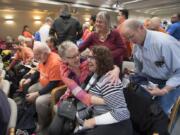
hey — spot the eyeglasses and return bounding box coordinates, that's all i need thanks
[87,55,96,60]
[66,53,80,59]
[126,33,135,40]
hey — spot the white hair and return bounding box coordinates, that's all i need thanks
[45,17,53,23]
[123,19,144,30]
[33,41,51,53]
[18,35,26,42]
[58,41,77,57]
[82,22,90,31]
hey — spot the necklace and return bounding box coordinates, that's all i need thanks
[98,31,110,42]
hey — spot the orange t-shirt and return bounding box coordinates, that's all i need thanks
[38,52,62,87]
[23,31,33,39]
[15,46,34,63]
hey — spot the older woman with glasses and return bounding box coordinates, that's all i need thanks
[48,41,120,135]
[79,11,126,68]
[61,46,133,135]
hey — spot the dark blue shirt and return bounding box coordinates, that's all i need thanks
[167,22,180,40]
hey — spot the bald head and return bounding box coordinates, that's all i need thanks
[148,17,161,30]
[122,19,144,31]
[144,18,151,28]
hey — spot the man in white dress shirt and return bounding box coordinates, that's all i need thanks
[39,17,53,43]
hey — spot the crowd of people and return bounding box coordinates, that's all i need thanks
[0,4,180,135]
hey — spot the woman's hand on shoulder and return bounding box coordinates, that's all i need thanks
[105,65,120,85]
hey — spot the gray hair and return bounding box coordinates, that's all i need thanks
[123,19,144,31]
[45,17,53,23]
[58,41,77,58]
[33,41,51,54]
[18,35,26,43]
[96,11,111,31]
[82,22,90,31]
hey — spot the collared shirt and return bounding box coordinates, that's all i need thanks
[39,24,51,43]
[134,30,180,87]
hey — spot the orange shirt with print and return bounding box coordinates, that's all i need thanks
[15,46,34,63]
[38,52,62,87]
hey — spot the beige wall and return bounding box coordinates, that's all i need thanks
[0,9,118,40]
[0,10,56,39]
[0,8,151,40]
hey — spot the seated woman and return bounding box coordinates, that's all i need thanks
[48,41,120,135]
[61,46,133,135]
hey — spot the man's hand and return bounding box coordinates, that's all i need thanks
[6,66,10,71]
[23,78,31,85]
[146,87,167,96]
[83,118,96,129]
[26,92,39,103]
[20,78,31,88]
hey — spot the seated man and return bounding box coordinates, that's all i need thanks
[22,42,63,132]
[7,42,34,71]
[121,19,180,115]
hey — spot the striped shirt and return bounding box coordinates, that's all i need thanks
[89,74,130,122]
[134,30,180,88]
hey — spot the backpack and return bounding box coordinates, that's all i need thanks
[124,84,169,135]
[16,97,36,134]
[14,83,37,134]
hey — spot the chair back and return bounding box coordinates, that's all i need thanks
[8,98,17,135]
[168,97,180,132]
[0,79,10,96]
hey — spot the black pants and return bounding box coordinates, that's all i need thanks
[48,114,66,135]
[74,119,133,135]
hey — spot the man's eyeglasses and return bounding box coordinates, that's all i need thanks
[66,53,80,59]
[126,34,135,40]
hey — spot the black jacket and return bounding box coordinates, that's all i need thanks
[49,11,82,45]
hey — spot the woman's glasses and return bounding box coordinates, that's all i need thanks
[87,55,95,60]
[66,53,80,59]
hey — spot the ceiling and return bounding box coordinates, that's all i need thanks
[0,0,180,16]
